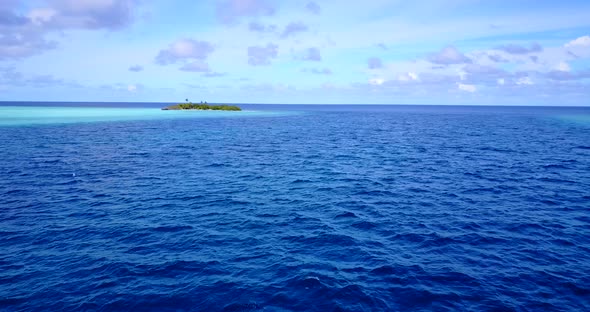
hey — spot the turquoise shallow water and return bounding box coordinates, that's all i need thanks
[1,103,590,311]
[557,114,590,125]
[0,106,289,126]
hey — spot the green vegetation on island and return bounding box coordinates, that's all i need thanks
[162,100,241,111]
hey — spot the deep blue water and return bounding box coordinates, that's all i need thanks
[1,102,590,311]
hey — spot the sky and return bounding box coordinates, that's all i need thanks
[1,0,590,105]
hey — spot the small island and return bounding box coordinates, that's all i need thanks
[162,100,241,111]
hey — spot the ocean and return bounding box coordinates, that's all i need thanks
[1,102,589,311]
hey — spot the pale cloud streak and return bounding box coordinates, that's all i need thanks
[305,2,321,15]
[247,43,278,66]
[155,39,214,65]
[458,83,476,92]
[281,21,308,38]
[429,46,472,65]
[495,43,543,55]
[249,21,276,33]
[303,67,332,75]
[180,61,211,72]
[298,47,321,61]
[216,0,276,24]
[368,57,383,69]
[128,65,143,72]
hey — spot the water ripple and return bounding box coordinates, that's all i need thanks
[1,106,590,311]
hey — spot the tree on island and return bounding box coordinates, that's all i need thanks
[162,100,241,111]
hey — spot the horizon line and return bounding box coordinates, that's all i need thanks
[1,100,590,108]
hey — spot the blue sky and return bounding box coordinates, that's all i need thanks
[1,0,590,105]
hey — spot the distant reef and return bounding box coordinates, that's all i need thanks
[162,102,241,111]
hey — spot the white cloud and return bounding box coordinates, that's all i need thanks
[306,2,321,15]
[369,78,385,85]
[555,61,571,72]
[155,39,214,65]
[565,35,590,48]
[32,0,138,30]
[497,78,505,85]
[128,65,143,72]
[0,0,139,60]
[429,46,472,65]
[216,0,275,24]
[457,69,467,80]
[127,84,137,92]
[298,47,321,62]
[248,43,278,66]
[398,72,419,81]
[516,77,533,85]
[368,57,383,69]
[495,43,542,55]
[180,60,211,72]
[28,8,57,25]
[457,83,476,92]
[281,21,309,38]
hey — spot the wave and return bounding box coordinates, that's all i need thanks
[1,105,589,311]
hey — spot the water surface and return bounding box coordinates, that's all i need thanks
[1,103,589,311]
[0,105,289,126]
